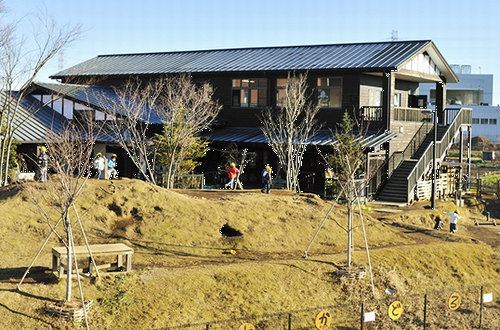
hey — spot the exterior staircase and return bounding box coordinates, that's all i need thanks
[370,108,472,204]
[377,126,447,203]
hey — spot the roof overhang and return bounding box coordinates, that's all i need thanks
[203,127,397,148]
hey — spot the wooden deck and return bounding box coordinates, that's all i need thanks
[52,243,134,278]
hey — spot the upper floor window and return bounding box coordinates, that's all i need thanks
[232,78,267,107]
[317,77,342,108]
[275,78,287,108]
[472,118,479,124]
[489,118,497,125]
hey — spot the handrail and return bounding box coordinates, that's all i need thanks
[366,120,431,198]
[394,107,433,122]
[405,107,472,202]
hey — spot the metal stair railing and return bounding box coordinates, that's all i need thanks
[405,107,472,203]
[366,119,432,199]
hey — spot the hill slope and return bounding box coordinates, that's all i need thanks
[0,178,499,329]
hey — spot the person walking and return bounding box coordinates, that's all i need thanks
[38,146,49,183]
[93,153,105,179]
[108,154,118,179]
[224,162,239,189]
[434,216,443,230]
[444,209,462,233]
[261,165,272,194]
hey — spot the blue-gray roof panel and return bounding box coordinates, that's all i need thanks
[203,127,397,147]
[51,40,433,78]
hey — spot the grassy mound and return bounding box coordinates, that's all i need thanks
[0,178,499,329]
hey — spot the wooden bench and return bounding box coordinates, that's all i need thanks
[52,243,134,278]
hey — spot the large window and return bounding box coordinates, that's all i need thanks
[232,78,267,107]
[317,77,342,108]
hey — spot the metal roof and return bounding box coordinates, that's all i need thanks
[8,93,67,143]
[4,92,119,144]
[51,40,439,78]
[32,82,164,124]
[203,127,397,147]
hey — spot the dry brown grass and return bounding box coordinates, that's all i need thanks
[0,179,499,329]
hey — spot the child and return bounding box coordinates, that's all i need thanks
[261,165,272,194]
[224,163,239,189]
[443,210,462,233]
[434,216,443,230]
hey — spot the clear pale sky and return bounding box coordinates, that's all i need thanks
[6,0,500,104]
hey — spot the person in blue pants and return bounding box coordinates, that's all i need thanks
[261,165,272,194]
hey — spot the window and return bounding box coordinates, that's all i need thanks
[394,93,402,107]
[317,77,342,108]
[232,78,267,107]
[368,90,382,107]
[481,118,488,124]
[472,118,479,124]
[275,78,287,108]
[490,118,497,125]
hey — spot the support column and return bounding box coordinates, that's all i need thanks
[435,80,446,124]
[382,71,395,157]
[467,126,472,181]
[459,127,464,163]
[382,71,393,132]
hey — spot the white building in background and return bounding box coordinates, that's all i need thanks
[420,64,500,143]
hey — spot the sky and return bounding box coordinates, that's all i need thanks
[5,0,500,104]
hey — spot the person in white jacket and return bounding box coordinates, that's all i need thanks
[444,210,462,233]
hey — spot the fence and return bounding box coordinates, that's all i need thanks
[160,281,500,330]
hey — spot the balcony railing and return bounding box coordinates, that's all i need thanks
[394,107,432,122]
[361,106,433,122]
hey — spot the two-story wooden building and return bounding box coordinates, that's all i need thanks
[24,40,470,202]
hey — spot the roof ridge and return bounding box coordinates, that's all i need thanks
[96,40,432,58]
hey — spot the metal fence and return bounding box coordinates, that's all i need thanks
[160,282,500,330]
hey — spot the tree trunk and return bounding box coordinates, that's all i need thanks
[65,213,72,302]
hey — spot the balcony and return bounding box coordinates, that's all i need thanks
[361,106,432,122]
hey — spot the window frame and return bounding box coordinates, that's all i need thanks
[316,77,342,108]
[231,78,268,108]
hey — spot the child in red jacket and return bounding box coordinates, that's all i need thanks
[225,163,239,189]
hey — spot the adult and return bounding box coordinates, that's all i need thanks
[261,165,272,194]
[38,146,49,183]
[444,209,462,233]
[225,162,239,189]
[108,154,118,179]
[93,153,106,179]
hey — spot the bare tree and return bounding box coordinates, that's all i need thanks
[96,74,221,188]
[260,72,321,191]
[325,112,367,267]
[0,6,81,185]
[19,111,102,329]
[94,77,165,184]
[158,74,221,188]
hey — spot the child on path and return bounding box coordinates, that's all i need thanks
[93,153,105,179]
[38,146,48,183]
[434,216,443,230]
[261,165,272,194]
[444,210,462,233]
[225,163,239,189]
[108,154,118,179]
